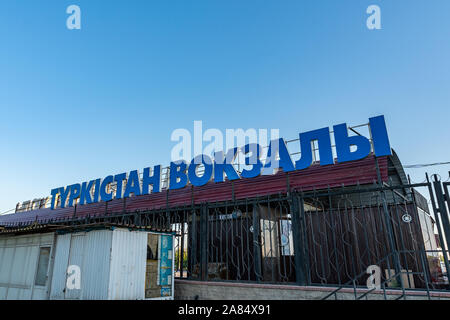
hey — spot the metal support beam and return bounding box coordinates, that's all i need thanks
[252,204,262,282]
[199,205,209,281]
[374,156,403,287]
[189,209,197,279]
[291,194,308,285]
[432,177,450,259]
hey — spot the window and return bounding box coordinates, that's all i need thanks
[35,247,51,286]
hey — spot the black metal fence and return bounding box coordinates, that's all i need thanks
[169,176,450,295]
[3,172,450,298]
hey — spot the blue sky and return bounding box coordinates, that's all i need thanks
[1,1,450,212]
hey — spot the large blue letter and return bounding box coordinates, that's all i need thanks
[59,186,70,209]
[263,138,295,175]
[114,173,127,199]
[188,155,213,187]
[100,175,114,202]
[68,184,81,207]
[169,161,188,190]
[295,127,334,170]
[241,143,263,179]
[334,123,371,163]
[142,165,161,194]
[369,115,392,157]
[93,179,101,203]
[123,170,142,198]
[80,180,95,205]
[50,188,60,210]
[214,148,240,183]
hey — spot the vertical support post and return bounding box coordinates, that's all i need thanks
[189,209,197,279]
[444,183,450,217]
[180,220,185,278]
[252,203,262,282]
[200,204,209,281]
[374,156,403,286]
[432,176,450,261]
[409,185,433,288]
[427,174,450,281]
[290,193,308,285]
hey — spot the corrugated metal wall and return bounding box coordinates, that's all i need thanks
[0,229,167,300]
[50,229,148,300]
[0,233,54,300]
[82,230,113,299]
[49,233,71,299]
[50,230,113,300]
[0,156,389,226]
[108,229,147,300]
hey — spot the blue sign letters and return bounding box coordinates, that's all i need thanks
[50,115,391,210]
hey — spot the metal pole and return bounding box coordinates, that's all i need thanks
[252,203,262,282]
[200,204,209,281]
[290,193,307,285]
[427,173,450,282]
[189,209,197,279]
[374,156,403,288]
[432,176,450,267]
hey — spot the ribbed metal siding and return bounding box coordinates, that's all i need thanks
[65,234,85,299]
[0,233,54,300]
[49,233,71,299]
[81,230,112,299]
[108,229,147,300]
[50,230,113,300]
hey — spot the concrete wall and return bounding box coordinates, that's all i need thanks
[175,279,450,300]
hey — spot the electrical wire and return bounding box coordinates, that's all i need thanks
[403,162,450,169]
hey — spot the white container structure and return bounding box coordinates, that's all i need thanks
[0,228,174,300]
[0,233,55,300]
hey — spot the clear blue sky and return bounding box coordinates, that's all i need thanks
[1,0,450,212]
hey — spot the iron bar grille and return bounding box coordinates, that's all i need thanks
[3,178,450,297]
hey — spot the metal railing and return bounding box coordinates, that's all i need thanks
[3,173,450,300]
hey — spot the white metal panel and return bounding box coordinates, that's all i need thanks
[26,246,39,289]
[108,229,147,300]
[50,230,113,300]
[65,234,85,299]
[31,287,48,300]
[0,247,14,284]
[10,246,30,286]
[6,288,20,300]
[0,233,54,300]
[80,230,112,300]
[49,233,71,300]
[0,287,6,299]
[40,233,54,245]
[17,288,31,300]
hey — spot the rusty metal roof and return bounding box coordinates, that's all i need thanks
[0,155,388,228]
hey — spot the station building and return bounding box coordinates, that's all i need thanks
[0,121,446,300]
